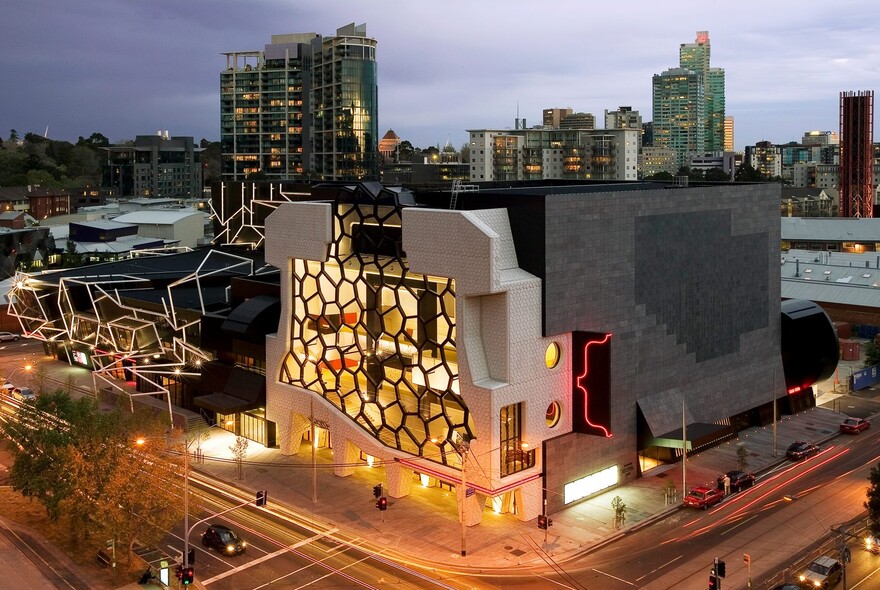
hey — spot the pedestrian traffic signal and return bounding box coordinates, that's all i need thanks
[373,484,382,499]
[716,560,726,577]
[537,515,553,530]
[182,566,194,585]
[376,496,387,511]
[708,574,718,590]
[256,489,268,507]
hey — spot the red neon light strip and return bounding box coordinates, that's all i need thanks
[575,333,613,437]
[397,458,541,496]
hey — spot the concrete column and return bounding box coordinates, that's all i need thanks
[514,477,543,522]
[384,461,413,498]
[279,412,311,456]
[334,439,360,477]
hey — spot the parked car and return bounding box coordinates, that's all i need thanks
[1,383,14,395]
[0,332,20,342]
[798,555,842,588]
[11,387,35,402]
[786,441,819,461]
[840,417,871,434]
[716,470,756,493]
[682,485,725,509]
[202,524,246,555]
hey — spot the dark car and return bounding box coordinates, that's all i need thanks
[682,485,725,509]
[840,417,871,434]
[786,441,819,461]
[202,524,247,555]
[716,470,756,493]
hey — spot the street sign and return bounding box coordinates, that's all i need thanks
[743,553,750,566]
[465,487,475,498]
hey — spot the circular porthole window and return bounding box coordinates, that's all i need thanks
[545,401,561,428]
[545,342,561,369]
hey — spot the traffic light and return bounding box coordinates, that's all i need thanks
[175,565,184,580]
[376,496,388,511]
[256,489,268,507]
[708,574,718,590]
[716,560,726,578]
[182,566,194,585]
[373,484,383,499]
[537,515,553,530]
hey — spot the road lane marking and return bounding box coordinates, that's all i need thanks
[200,528,339,585]
[592,568,637,586]
[635,555,683,582]
[720,513,759,535]
[531,573,578,589]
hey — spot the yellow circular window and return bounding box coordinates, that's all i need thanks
[545,401,561,428]
[545,342,560,369]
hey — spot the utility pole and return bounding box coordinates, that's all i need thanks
[311,397,317,503]
[772,369,778,457]
[831,524,855,590]
[682,399,687,496]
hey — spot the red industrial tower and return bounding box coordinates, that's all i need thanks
[839,90,874,218]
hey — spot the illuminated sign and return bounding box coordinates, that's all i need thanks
[564,465,618,504]
[72,350,89,366]
[572,332,613,437]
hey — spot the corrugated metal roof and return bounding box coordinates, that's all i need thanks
[781,217,880,242]
[782,248,880,308]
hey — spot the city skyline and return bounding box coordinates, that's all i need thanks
[2,0,879,152]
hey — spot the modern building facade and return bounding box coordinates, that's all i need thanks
[654,31,726,166]
[468,127,638,182]
[679,31,726,153]
[104,134,203,200]
[723,116,734,152]
[543,108,573,128]
[652,68,705,167]
[839,90,874,218]
[221,24,378,183]
[262,179,788,524]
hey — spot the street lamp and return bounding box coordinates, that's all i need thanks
[136,431,194,571]
[432,434,474,557]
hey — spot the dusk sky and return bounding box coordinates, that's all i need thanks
[3,0,880,151]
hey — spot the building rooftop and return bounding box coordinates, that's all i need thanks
[781,216,880,242]
[781,248,880,308]
[113,210,201,225]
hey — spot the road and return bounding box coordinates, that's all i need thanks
[165,474,470,590]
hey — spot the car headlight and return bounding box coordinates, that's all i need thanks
[799,575,806,582]
[227,544,235,553]
[241,541,247,547]
[867,538,874,550]
[813,582,821,588]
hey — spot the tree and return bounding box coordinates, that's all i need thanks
[0,390,183,563]
[459,142,470,163]
[864,341,880,367]
[704,167,731,182]
[645,171,674,181]
[866,461,880,537]
[735,161,765,182]
[9,129,18,142]
[230,435,249,481]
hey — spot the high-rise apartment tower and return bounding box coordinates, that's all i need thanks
[221,23,378,182]
[653,31,725,166]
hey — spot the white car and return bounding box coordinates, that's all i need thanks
[0,332,20,342]
[11,387,35,402]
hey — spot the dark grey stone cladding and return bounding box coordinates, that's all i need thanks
[540,183,781,513]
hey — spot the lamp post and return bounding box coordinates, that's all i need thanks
[432,435,473,558]
[137,432,193,570]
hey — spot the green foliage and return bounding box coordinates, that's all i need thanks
[0,132,103,188]
[864,341,880,367]
[867,461,880,536]
[645,171,675,181]
[0,391,183,562]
